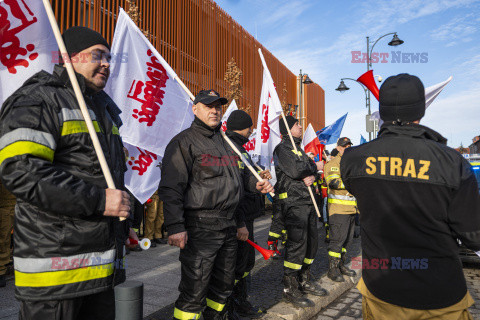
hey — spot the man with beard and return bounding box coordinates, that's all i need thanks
[159,91,273,320]
[274,116,328,308]
[0,27,130,319]
[225,110,271,318]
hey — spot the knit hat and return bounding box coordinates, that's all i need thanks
[62,27,111,57]
[279,115,298,135]
[330,148,339,157]
[379,73,425,122]
[227,110,253,131]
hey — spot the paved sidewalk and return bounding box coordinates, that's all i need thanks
[315,266,480,320]
[2,214,352,320]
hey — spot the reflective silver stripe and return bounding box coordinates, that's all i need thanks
[14,249,116,273]
[58,108,97,123]
[328,194,356,201]
[0,128,56,151]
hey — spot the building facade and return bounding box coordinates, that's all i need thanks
[49,0,325,130]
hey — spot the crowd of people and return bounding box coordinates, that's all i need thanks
[0,26,479,320]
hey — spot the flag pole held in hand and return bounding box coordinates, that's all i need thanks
[41,0,124,221]
[280,112,322,218]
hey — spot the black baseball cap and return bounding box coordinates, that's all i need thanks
[337,137,352,147]
[193,89,228,105]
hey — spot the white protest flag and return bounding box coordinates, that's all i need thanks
[425,76,452,109]
[253,49,282,169]
[221,99,238,132]
[123,142,162,204]
[105,8,194,157]
[243,129,257,157]
[0,0,56,104]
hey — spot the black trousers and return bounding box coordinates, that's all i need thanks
[19,288,115,320]
[268,200,285,241]
[235,220,255,281]
[327,214,355,255]
[174,227,237,318]
[283,203,318,276]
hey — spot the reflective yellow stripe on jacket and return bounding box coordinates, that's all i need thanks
[14,249,115,287]
[0,128,56,165]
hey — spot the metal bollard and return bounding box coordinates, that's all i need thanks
[115,280,144,320]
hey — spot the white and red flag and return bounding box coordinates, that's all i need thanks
[221,99,238,132]
[253,49,282,169]
[105,8,194,157]
[123,142,162,204]
[0,0,56,104]
[105,8,194,202]
[243,129,256,156]
[302,123,324,162]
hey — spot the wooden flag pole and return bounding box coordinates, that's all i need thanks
[280,113,322,218]
[41,0,125,221]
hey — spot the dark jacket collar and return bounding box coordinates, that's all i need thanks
[378,123,447,145]
[225,130,249,146]
[53,64,97,96]
[192,116,222,137]
[282,135,302,147]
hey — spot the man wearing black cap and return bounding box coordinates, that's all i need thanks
[341,74,480,318]
[159,92,273,320]
[0,27,130,319]
[225,110,271,318]
[324,137,358,283]
[274,116,328,308]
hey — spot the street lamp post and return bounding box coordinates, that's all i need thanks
[298,69,313,133]
[337,33,404,141]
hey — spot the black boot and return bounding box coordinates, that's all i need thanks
[298,269,328,296]
[283,275,314,308]
[226,298,241,320]
[339,253,356,277]
[232,278,265,318]
[327,256,345,282]
[267,240,281,259]
[203,307,228,320]
[0,274,6,288]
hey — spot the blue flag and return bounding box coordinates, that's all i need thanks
[316,113,348,145]
[360,135,367,145]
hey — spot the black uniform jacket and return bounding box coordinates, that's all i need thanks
[273,136,317,205]
[0,65,128,301]
[341,123,480,310]
[226,130,264,224]
[159,117,257,235]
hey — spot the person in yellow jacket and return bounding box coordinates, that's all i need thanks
[324,137,358,282]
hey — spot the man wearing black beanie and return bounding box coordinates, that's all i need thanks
[0,27,129,319]
[273,116,328,307]
[225,110,271,318]
[341,74,480,318]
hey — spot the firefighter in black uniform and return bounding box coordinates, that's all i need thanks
[274,116,328,308]
[225,110,270,318]
[159,91,273,320]
[341,74,480,319]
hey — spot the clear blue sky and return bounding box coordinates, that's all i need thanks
[215,0,480,149]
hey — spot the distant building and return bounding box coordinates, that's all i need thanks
[469,136,480,154]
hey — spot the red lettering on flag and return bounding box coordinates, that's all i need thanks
[0,0,39,74]
[221,121,227,132]
[260,102,270,143]
[243,138,256,152]
[126,49,169,126]
[127,147,158,176]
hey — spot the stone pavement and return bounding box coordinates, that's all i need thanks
[315,266,480,320]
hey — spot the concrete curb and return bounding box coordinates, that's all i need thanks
[262,255,362,320]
